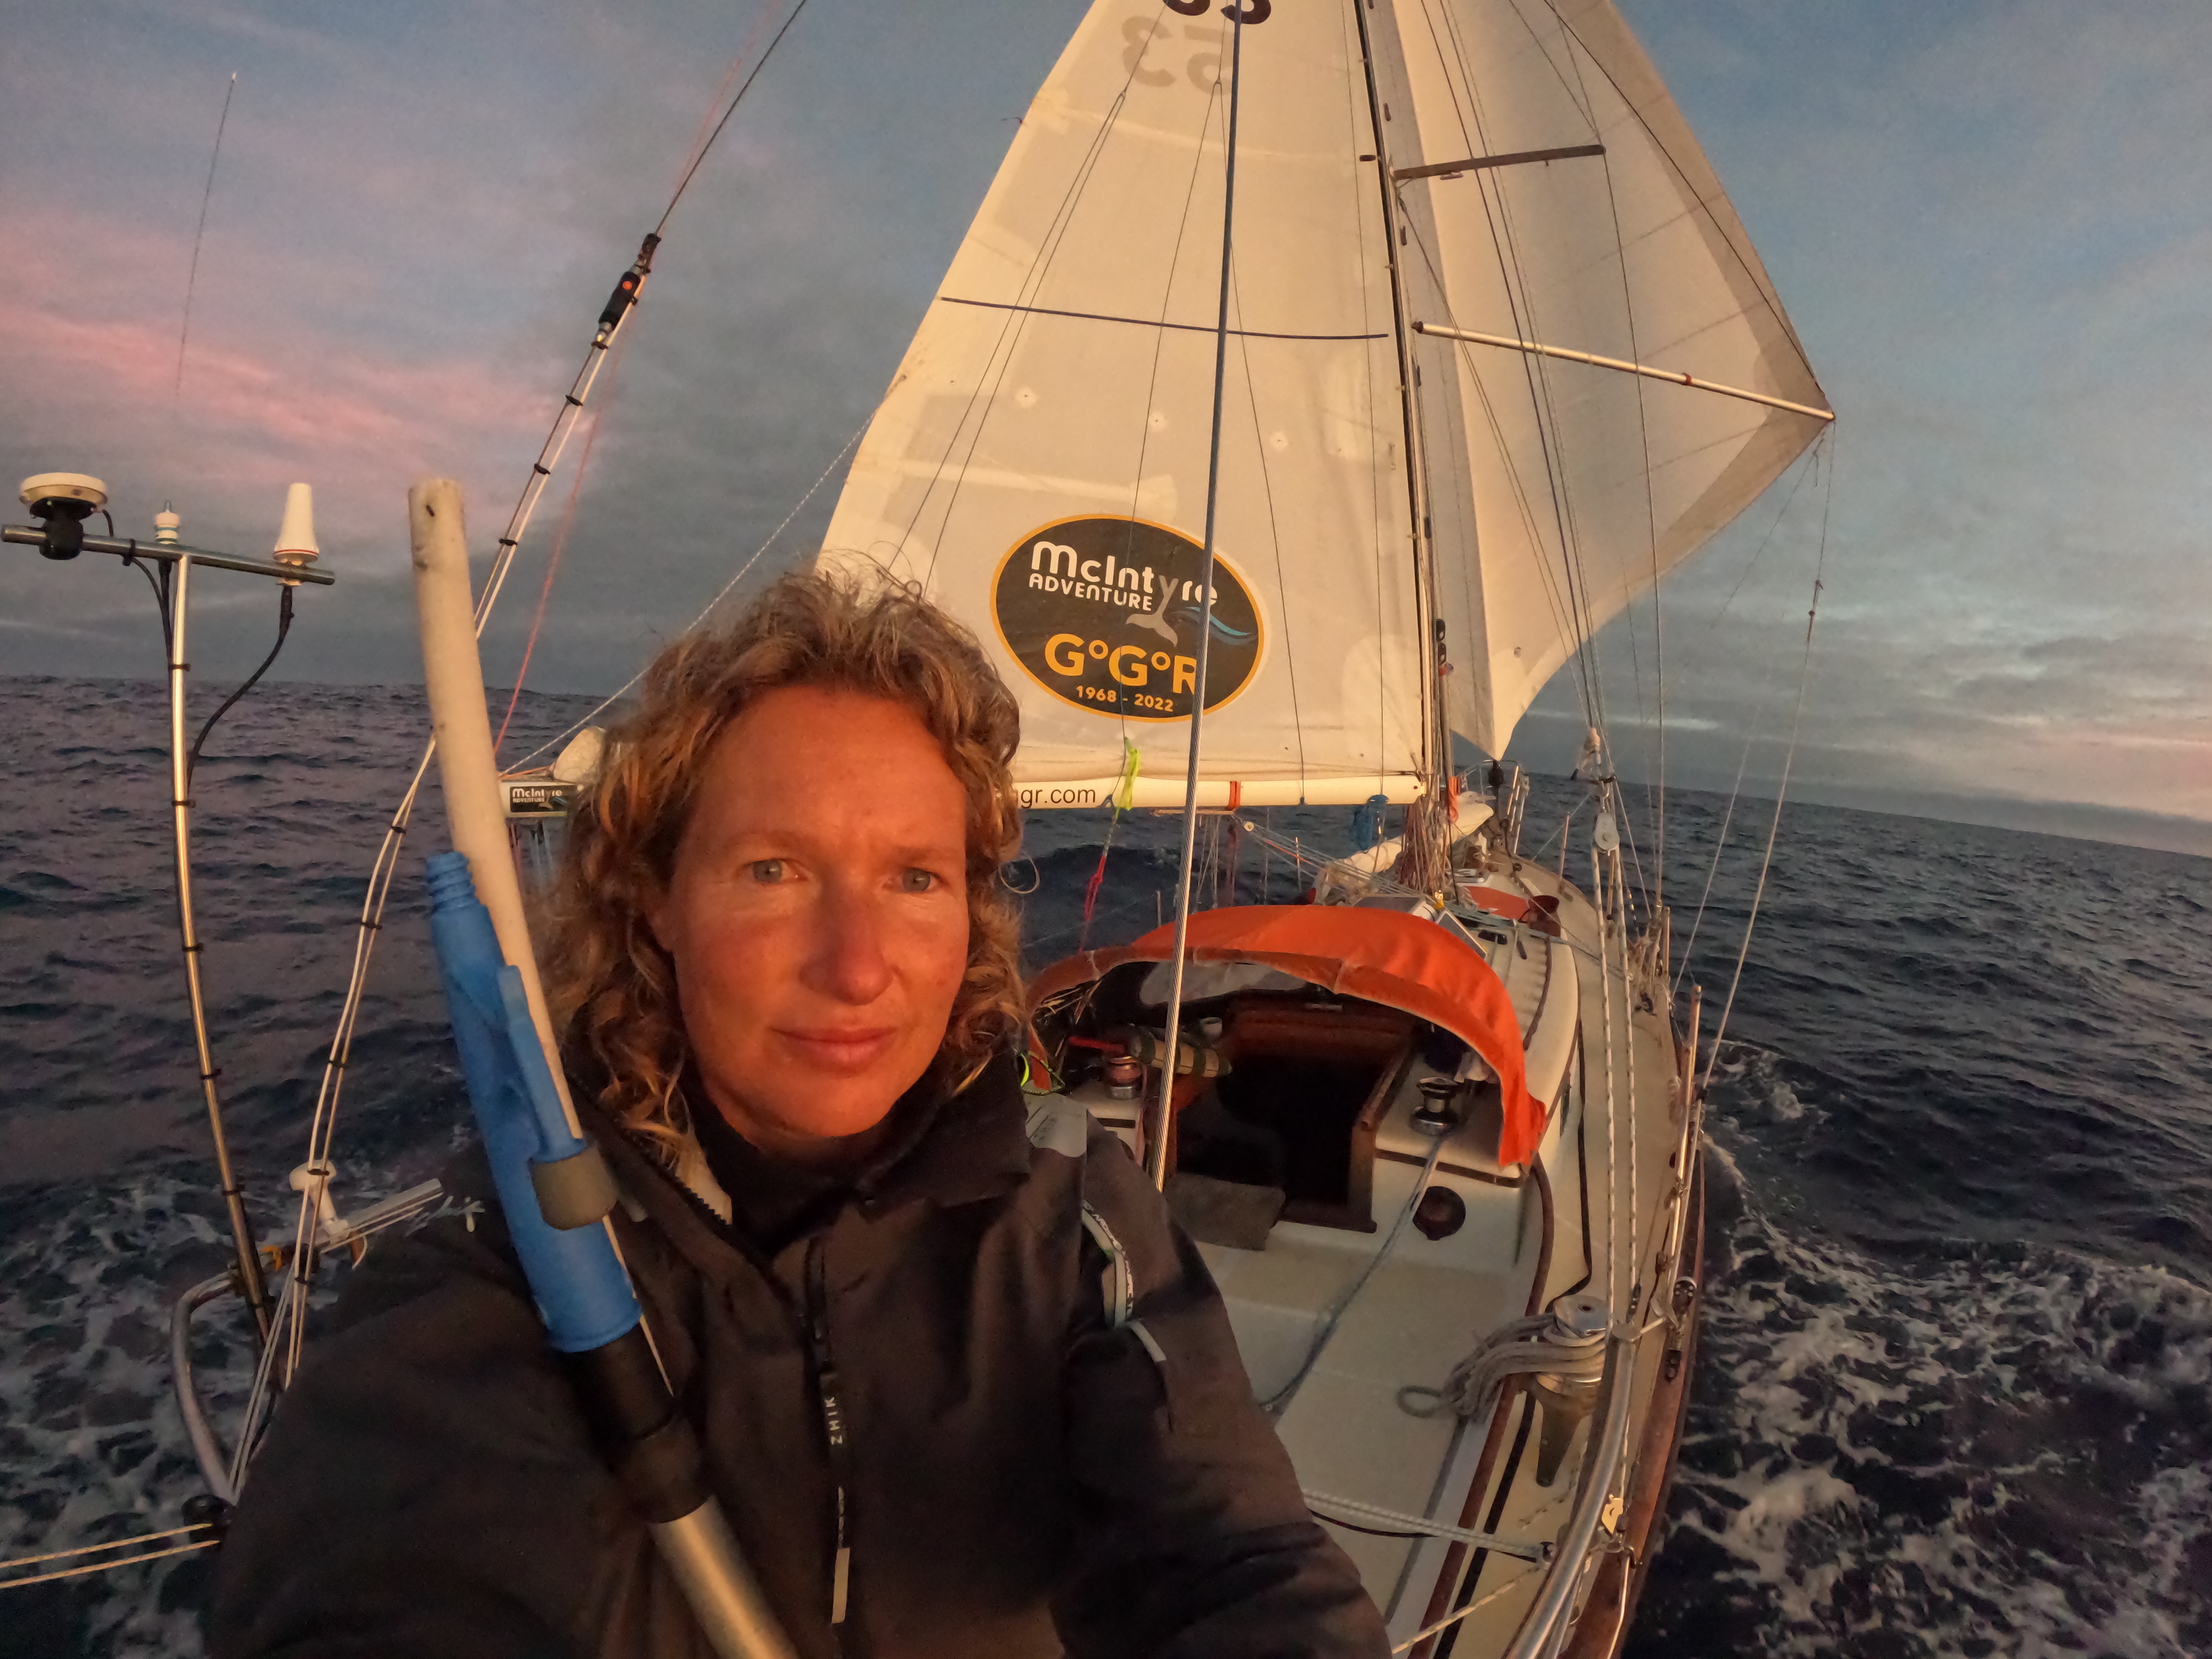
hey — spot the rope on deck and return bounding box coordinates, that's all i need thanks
[1388,1563,1545,1654]
[1303,1491,1551,1562]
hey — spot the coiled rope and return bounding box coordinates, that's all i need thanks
[1395,1312,1606,1427]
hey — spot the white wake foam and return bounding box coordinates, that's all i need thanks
[1669,1135,2212,1657]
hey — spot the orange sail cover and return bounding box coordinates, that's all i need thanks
[1029,905,1546,1170]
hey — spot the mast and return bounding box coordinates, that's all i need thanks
[1147,0,1250,1191]
[1349,0,1449,873]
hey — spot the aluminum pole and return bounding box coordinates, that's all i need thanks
[168,550,272,1341]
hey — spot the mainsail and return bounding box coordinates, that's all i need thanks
[820,0,1424,807]
[819,0,1828,796]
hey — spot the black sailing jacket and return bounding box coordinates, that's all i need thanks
[205,1055,1389,1659]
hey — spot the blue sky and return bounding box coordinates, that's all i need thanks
[2,0,2206,846]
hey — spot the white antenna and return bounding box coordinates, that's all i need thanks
[273,481,318,584]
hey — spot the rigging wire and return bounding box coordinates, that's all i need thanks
[261,0,824,1374]
[493,344,625,757]
[1672,429,1831,998]
[1669,701,1761,1002]
[1471,141,1611,751]
[1393,0,1618,843]
[1113,74,1230,779]
[671,2,780,195]
[274,306,632,1387]
[1338,0,1391,807]
[1149,0,1250,1191]
[1572,58,1669,920]
[1616,848,1641,1313]
[1399,226,1582,695]
[1535,0,1821,381]
[655,0,814,237]
[1700,444,1835,1098]
[1349,0,1456,837]
[506,403,880,771]
[1603,769,1653,925]
[893,31,1156,578]
[1413,1,1833,932]
[1683,437,1824,663]
[1229,264,1309,783]
[173,73,236,406]
[1594,845,1623,1318]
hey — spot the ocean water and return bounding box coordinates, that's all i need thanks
[1,675,2206,1658]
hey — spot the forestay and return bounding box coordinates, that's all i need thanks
[1372,0,1831,757]
[819,0,1430,808]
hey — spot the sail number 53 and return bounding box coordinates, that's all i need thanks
[1123,1,1269,91]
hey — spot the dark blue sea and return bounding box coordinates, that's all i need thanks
[3,675,2207,1657]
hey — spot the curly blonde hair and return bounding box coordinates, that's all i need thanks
[544,568,1025,1156]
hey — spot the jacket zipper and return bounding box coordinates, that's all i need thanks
[617,1131,858,1635]
[804,1236,855,1627]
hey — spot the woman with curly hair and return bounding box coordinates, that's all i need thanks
[209,571,1385,1659]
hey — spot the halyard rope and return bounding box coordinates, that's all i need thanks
[1263,1136,1445,1415]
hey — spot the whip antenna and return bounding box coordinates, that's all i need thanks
[655,0,814,236]
[174,73,236,404]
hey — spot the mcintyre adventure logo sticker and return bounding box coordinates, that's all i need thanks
[990,516,1263,721]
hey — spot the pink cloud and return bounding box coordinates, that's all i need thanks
[3,207,556,568]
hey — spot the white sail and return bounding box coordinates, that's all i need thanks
[820,0,1431,805]
[1371,0,1831,758]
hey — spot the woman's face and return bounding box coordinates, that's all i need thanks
[650,684,973,1162]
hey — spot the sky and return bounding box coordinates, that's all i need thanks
[2,0,2207,853]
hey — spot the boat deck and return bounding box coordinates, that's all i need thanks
[1038,843,1693,1655]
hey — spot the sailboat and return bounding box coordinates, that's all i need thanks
[812,0,1829,1653]
[3,1,1827,1651]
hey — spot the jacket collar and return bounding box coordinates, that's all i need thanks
[851,1052,1033,1215]
[585,1052,1034,1261]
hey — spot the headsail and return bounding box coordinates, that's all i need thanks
[820,0,1430,807]
[1371,0,1831,758]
